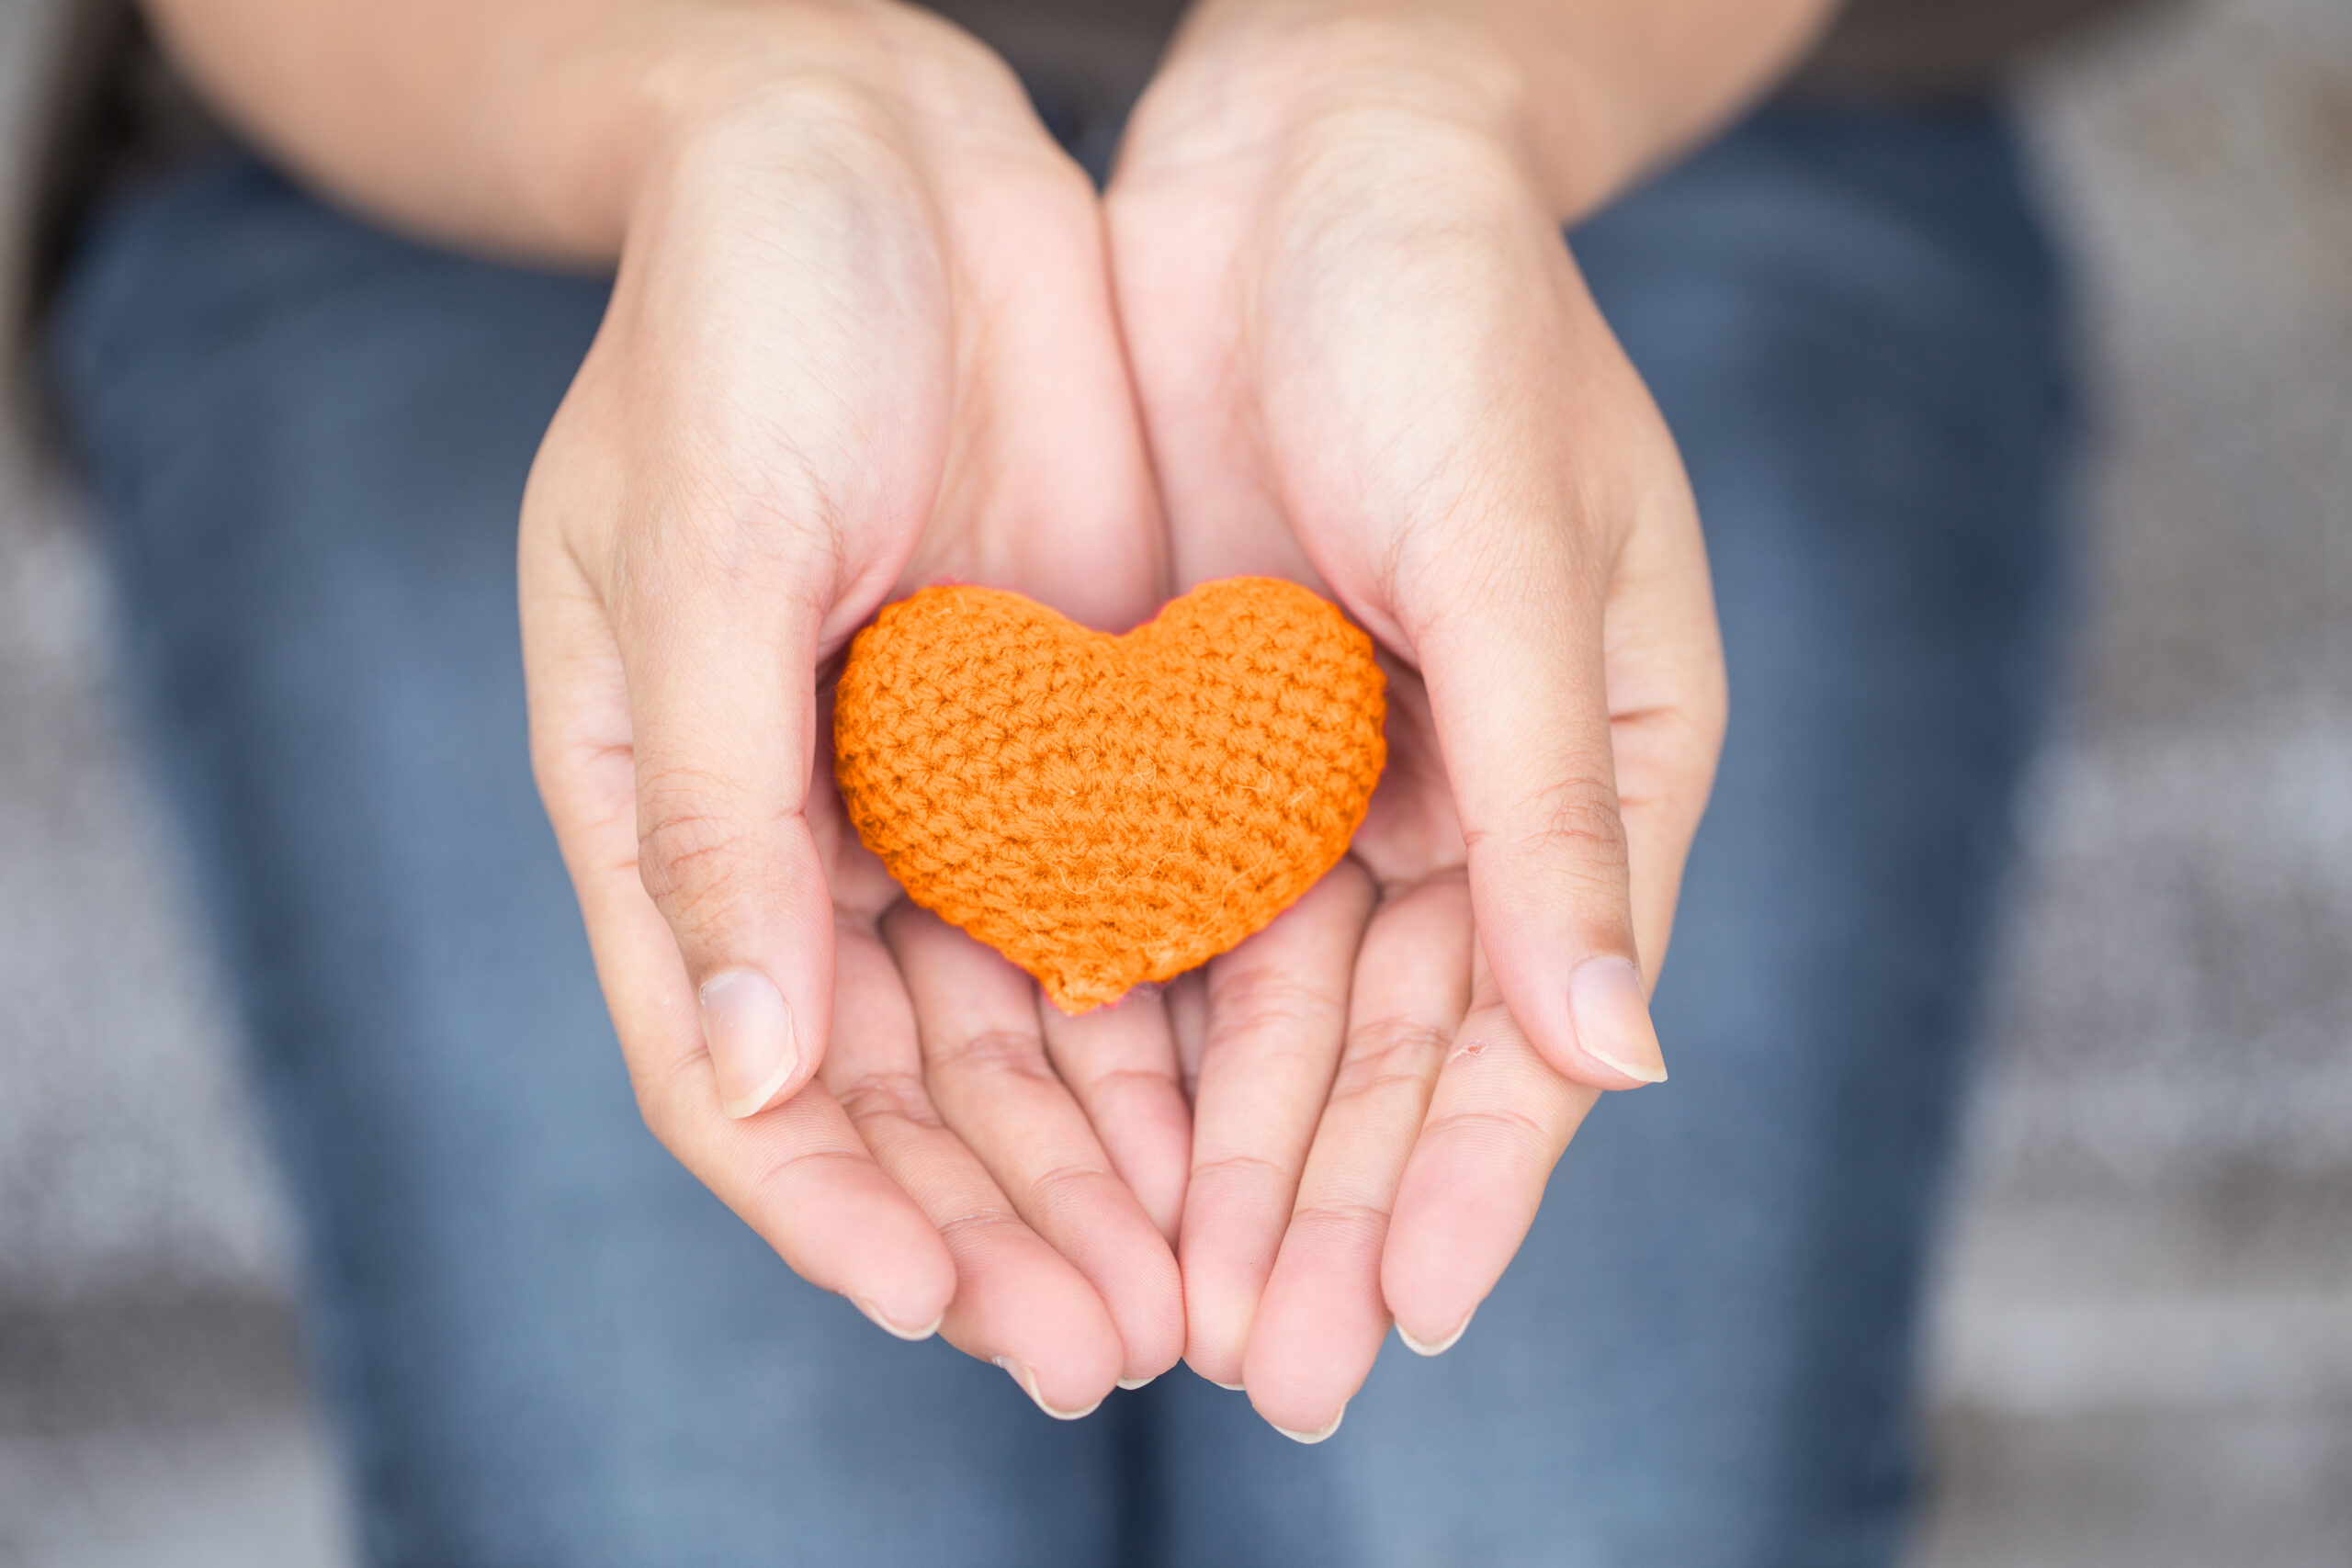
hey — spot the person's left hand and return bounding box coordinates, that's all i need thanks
[1102,17,1729,1437]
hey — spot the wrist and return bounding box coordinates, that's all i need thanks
[514,0,1038,257]
[1121,6,1612,219]
[1121,0,1834,223]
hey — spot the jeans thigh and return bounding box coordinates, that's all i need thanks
[1140,101,2071,1568]
[49,160,1130,1568]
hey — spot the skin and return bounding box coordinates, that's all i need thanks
[144,0,1831,1432]
[1104,0,1822,1430]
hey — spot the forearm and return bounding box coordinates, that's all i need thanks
[1136,0,1840,220]
[138,0,1006,261]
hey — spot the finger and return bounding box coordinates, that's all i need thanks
[1242,873,1472,1438]
[609,518,840,1122]
[886,907,1184,1385]
[1180,863,1376,1387]
[521,546,955,1334]
[1603,483,1727,980]
[1381,938,1598,1351]
[1403,510,1668,1093]
[934,151,1169,632]
[830,920,1127,1415]
[1037,987,1193,1246]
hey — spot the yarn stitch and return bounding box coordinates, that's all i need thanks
[834,577,1387,1011]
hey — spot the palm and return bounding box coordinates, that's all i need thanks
[788,153,1200,1405]
[1105,95,1724,1430]
[525,67,1189,1416]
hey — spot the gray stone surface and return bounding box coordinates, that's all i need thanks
[0,1293,346,1568]
[1914,0,2352,1559]
[0,0,2346,1562]
[0,0,293,1317]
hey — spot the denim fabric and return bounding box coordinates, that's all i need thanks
[48,97,2069,1568]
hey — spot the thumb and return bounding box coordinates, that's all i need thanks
[1405,539,1666,1092]
[616,542,840,1121]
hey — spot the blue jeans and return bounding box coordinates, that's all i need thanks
[48,98,2069,1567]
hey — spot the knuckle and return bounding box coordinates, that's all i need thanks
[935,1205,1026,1245]
[1327,1016,1452,1106]
[1072,1063,1182,1103]
[1202,970,1343,1057]
[1286,1198,1392,1239]
[1645,698,1726,769]
[831,1066,942,1130]
[1420,1103,1554,1162]
[635,790,756,930]
[1464,771,1629,879]
[1189,1152,1295,1190]
[745,1143,869,1215]
[615,498,837,628]
[1024,1160,1119,1222]
[923,1029,1054,1082]
[1615,706,1725,828]
[1532,771,1630,862]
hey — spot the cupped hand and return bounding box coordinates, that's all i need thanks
[518,6,1188,1415]
[1105,24,1728,1431]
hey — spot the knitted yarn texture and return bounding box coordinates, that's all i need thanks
[834,577,1387,1011]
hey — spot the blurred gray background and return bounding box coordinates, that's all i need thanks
[1,0,2347,1562]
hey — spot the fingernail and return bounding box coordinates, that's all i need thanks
[1567,957,1667,1085]
[700,969,799,1118]
[852,1296,942,1342]
[1272,1404,1346,1444]
[995,1357,1102,1420]
[1396,1306,1476,1357]
[1117,1374,1159,1390]
[1211,1380,1245,1393]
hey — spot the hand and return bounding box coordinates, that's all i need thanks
[1106,21,1727,1431]
[519,6,1188,1415]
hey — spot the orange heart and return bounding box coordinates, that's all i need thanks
[834,577,1387,1011]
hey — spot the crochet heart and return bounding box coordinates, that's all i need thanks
[834,577,1387,1011]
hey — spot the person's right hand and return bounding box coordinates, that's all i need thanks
[517,3,1188,1417]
